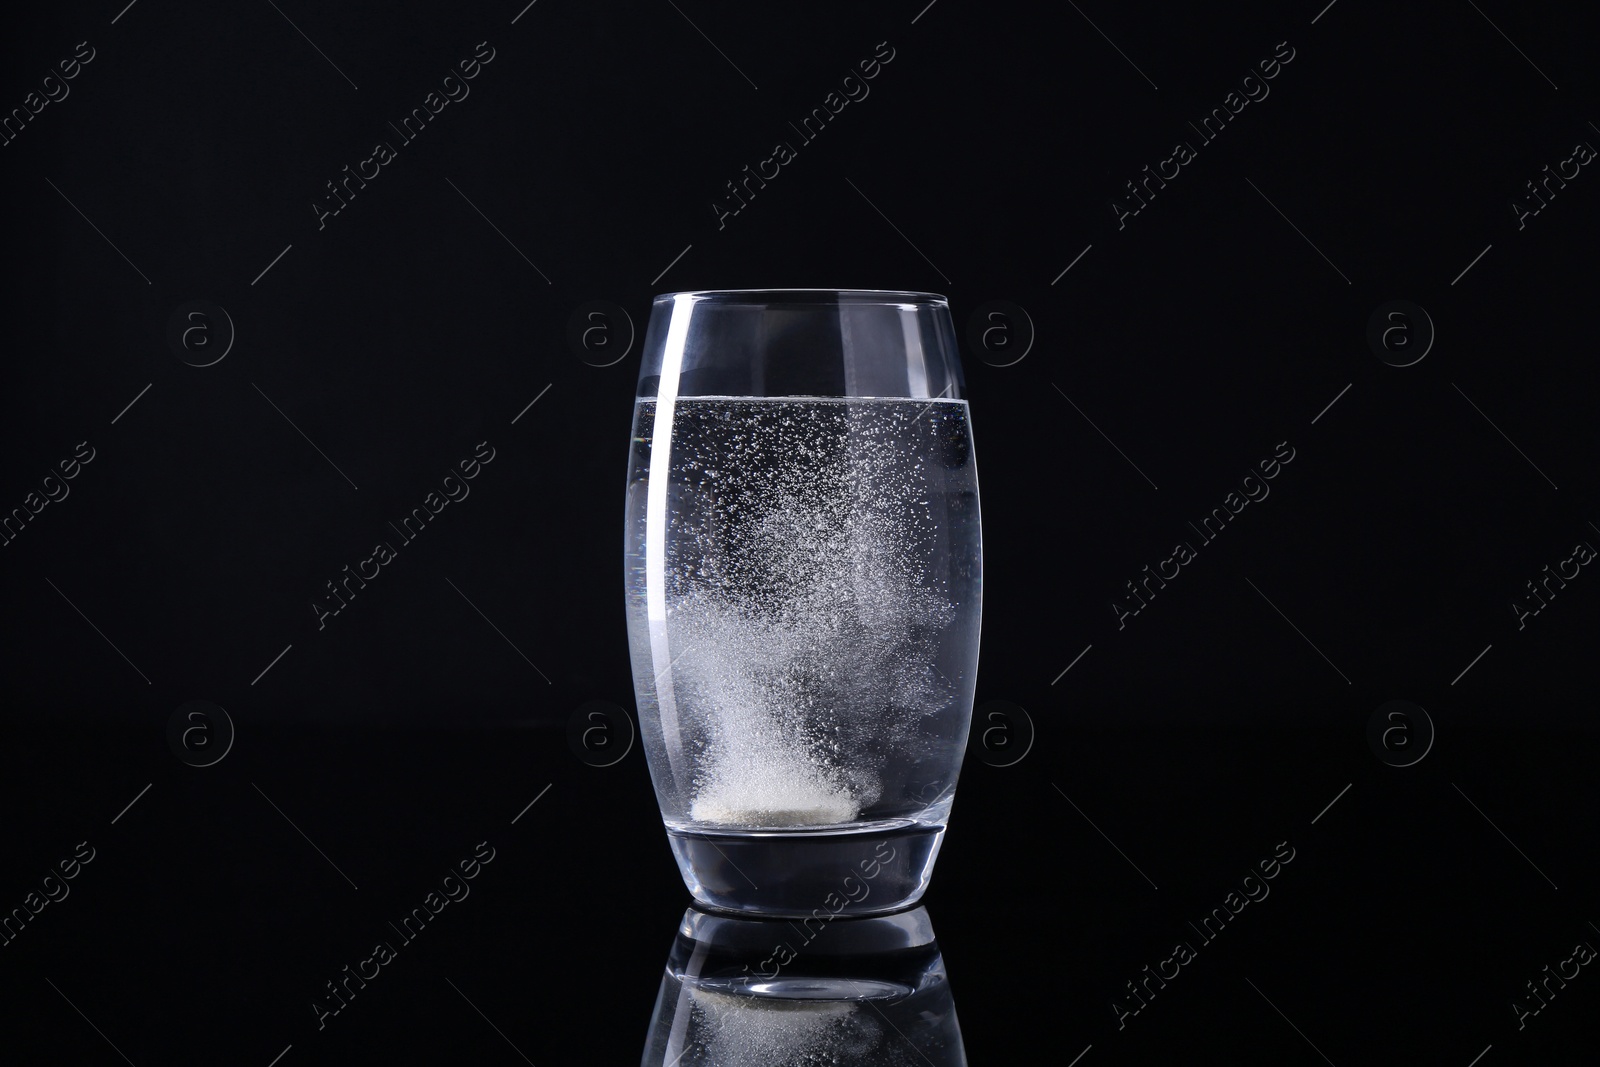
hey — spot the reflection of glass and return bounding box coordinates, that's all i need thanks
[625,290,983,917]
[641,905,966,1066]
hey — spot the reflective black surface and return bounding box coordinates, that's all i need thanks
[3,0,1599,1063]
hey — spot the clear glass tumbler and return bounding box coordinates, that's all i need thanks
[624,289,982,917]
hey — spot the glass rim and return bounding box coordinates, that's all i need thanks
[651,288,949,307]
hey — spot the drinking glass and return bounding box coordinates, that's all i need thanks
[624,290,982,917]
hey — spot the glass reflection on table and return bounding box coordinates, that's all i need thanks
[641,904,966,1066]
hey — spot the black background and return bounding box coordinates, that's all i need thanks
[2,0,1598,1063]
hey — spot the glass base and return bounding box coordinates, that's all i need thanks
[665,820,946,918]
[642,905,967,1065]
